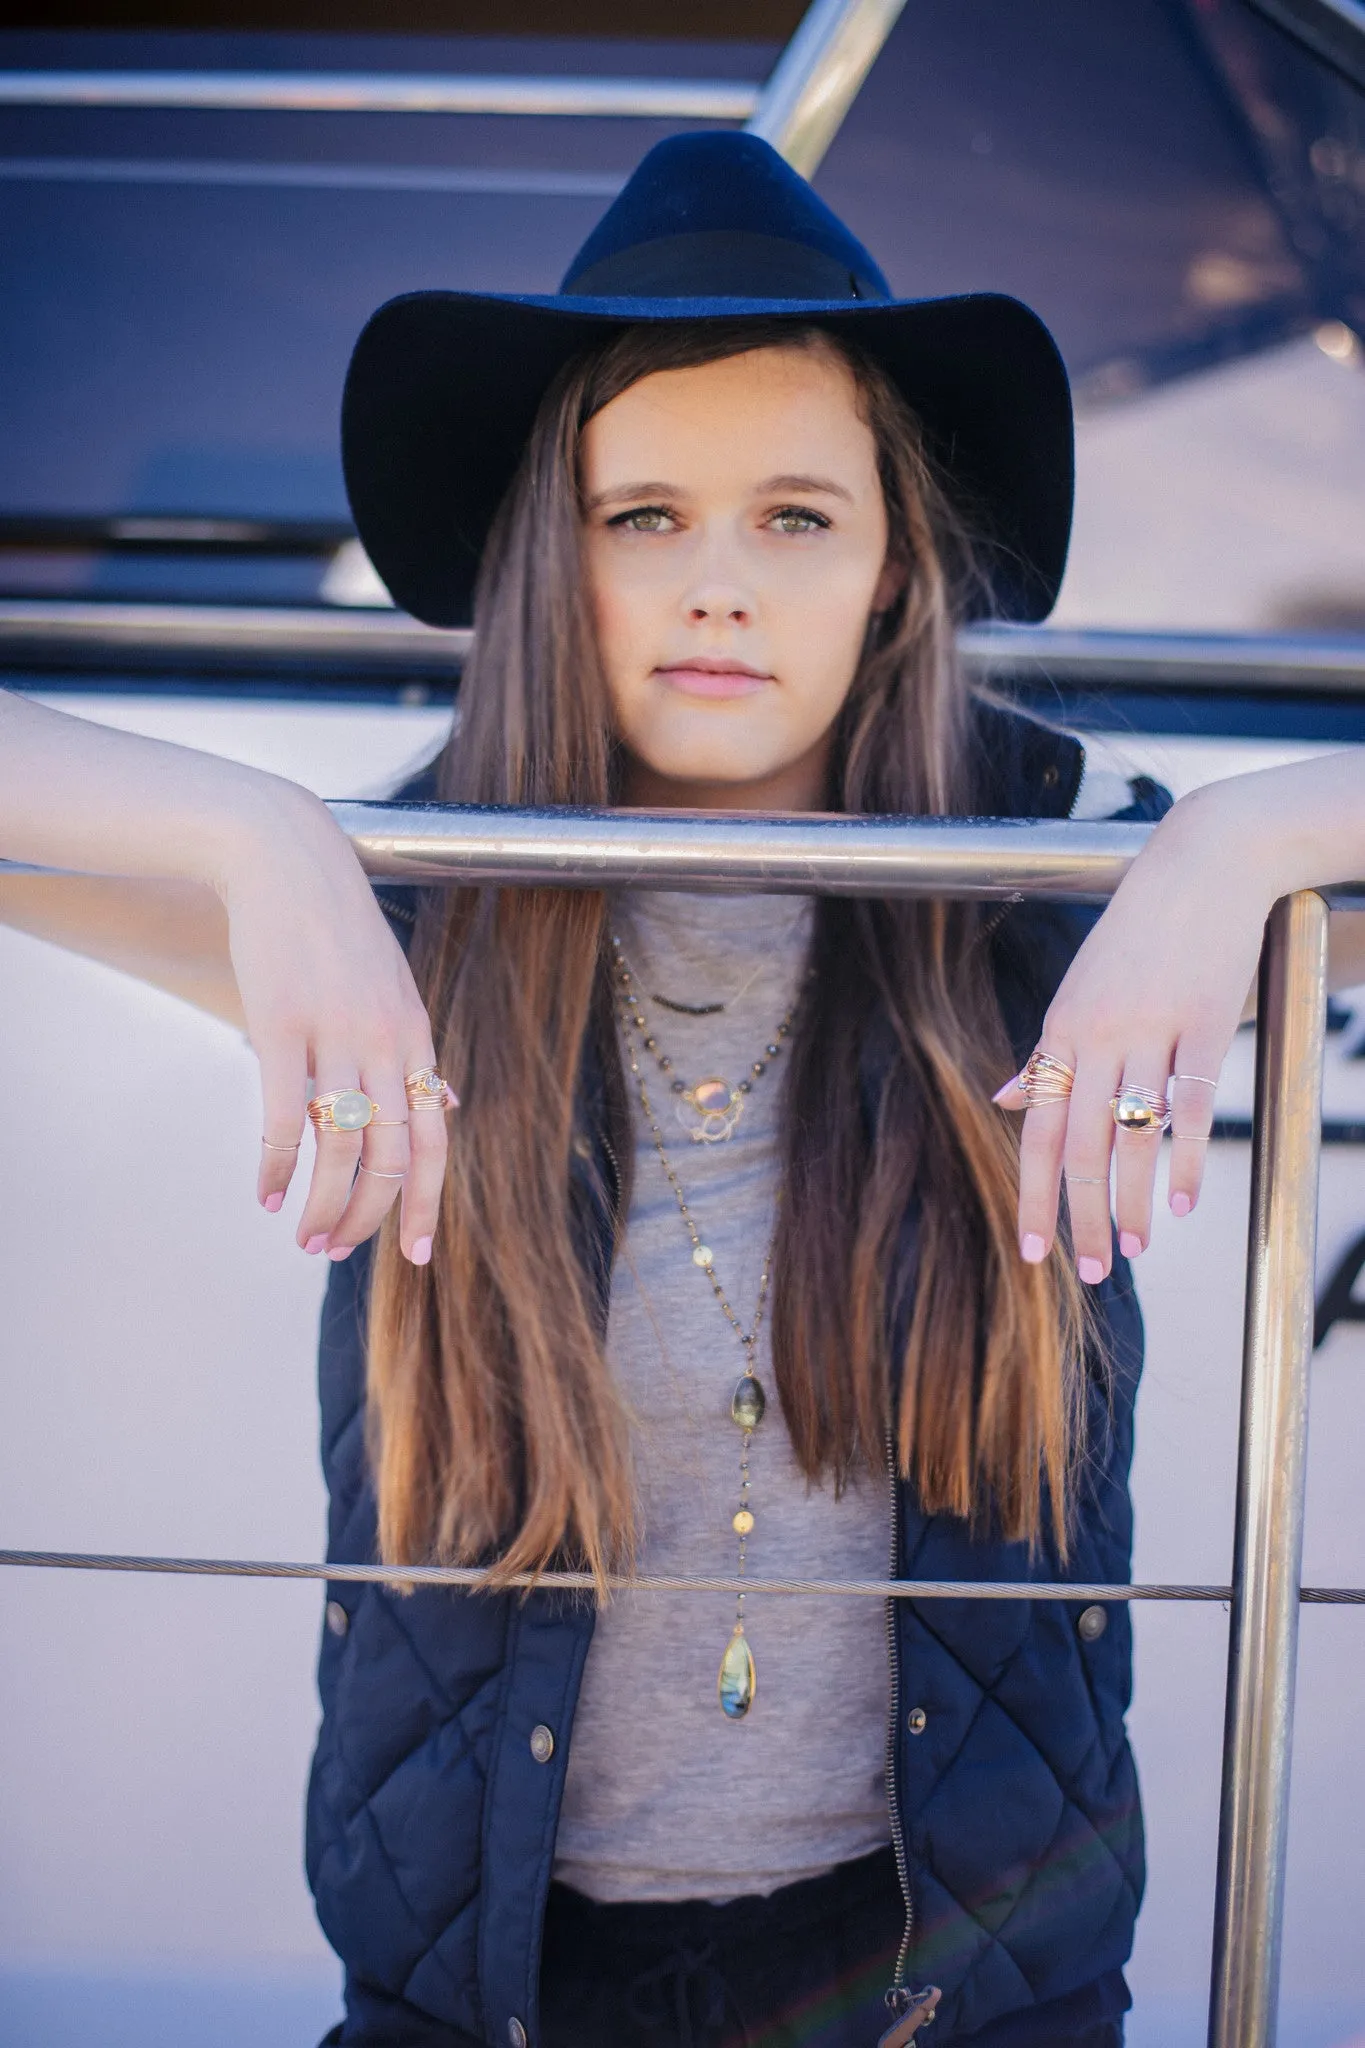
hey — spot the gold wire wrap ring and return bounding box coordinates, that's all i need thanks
[1110,1085,1172,1135]
[405,1067,458,1111]
[1017,1049,1076,1105]
[307,1088,380,1135]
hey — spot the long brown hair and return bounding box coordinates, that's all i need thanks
[367,320,1087,1587]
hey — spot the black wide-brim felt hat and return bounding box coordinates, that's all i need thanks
[342,132,1074,628]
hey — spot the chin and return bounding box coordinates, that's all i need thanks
[650,752,791,792]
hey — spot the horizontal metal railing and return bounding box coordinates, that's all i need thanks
[0,810,1340,2047]
[6,602,1365,696]
[0,71,760,120]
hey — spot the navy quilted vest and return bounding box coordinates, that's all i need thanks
[307,711,1164,2044]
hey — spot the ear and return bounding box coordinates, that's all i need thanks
[871,552,906,616]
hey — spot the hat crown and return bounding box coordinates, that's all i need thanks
[561,132,891,303]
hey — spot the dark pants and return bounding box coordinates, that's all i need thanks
[329,1845,1129,2048]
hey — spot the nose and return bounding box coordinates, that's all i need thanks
[679,525,755,628]
[686,592,750,625]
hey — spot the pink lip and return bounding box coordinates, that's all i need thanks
[654,659,773,699]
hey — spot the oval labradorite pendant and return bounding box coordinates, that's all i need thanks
[730,1374,766,1431]
[718,1626,756,1719]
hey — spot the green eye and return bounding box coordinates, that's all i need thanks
[770,507,829,535]
[610,505,673,532]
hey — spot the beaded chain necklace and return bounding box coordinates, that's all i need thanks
[615,969,793,1721]
[611,933,806,1144]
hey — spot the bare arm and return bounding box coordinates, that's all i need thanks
[0,688,445,1263]
[0,873,242,1022]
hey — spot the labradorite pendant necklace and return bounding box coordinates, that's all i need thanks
[617,986,779,1721]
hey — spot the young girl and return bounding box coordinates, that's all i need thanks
[2,133,1363,2048]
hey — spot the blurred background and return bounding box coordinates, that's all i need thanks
[1,5,1365,2045]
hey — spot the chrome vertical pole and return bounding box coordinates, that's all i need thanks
[1208,890,1330,2048]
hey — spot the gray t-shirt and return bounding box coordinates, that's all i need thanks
[553,889,894,1905]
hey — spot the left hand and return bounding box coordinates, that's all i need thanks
[994,787,1275,1282]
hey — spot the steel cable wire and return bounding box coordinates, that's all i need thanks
[3,1548,1365,1603]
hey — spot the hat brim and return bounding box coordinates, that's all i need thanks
[341,290,1073,629]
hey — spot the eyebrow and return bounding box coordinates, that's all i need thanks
[583,480,678,511]
[757,472,856,503]
[584,472,856,511]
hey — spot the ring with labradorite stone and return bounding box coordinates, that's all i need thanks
[307,1088,383,1135]
[1109,1085,1172,1135]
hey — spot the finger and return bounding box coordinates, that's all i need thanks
[296,1061,365,1253]
[1167,1049,1220,1218]
[1014,1047,1075,1260]
[1111,1056,1173,1260]
[324,1070,411,1259]
[398,1051,451,1265]
[1060,1054,1124,1284]
[257,1039,308,1214]
[992,1070,1027,1112]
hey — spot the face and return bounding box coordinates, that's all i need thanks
[580,342,895,811]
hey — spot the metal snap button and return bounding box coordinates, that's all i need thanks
[530,1724,555,1764]
[906,1707,928,1735]
[1077,1604,1108,1642]
[508,2020,528,2048]
[325,1600,349,1638]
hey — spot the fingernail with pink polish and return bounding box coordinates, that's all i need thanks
[1078,1255,1106,1285]
[1170,1190,1193,1218]
[992,1075,1020,1106]
[263,1191,284,1214]
[410,1236,433,1267]
[1020,1232,1047,1264]
[1119,1231,1144,1260]
[328,1245,353,1262]
[304,1233,330,1256]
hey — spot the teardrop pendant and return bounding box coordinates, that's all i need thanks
[730,1374,766,1431]
[718,1625,756,1719]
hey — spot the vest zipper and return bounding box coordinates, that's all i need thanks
[883,1425,914,1988]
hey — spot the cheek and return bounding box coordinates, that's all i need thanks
[585,545,655,683]
[764,551,881,700]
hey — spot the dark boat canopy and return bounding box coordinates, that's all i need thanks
[0,1,1360,541]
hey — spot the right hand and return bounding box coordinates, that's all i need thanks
[220,789,446,1266]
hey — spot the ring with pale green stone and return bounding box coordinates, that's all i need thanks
[307,1088,383,1135]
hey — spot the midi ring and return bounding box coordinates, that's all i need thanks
[405,1066,458,1111]
[1172,1072,1219,1090]
[261,1137,301,1153]
[1065,1174,1109,1185]
[1110,1085,1171,1135]
[358,1162,406,1180]
[1017,1049,1076,1106]
[308,1088,381,1135]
